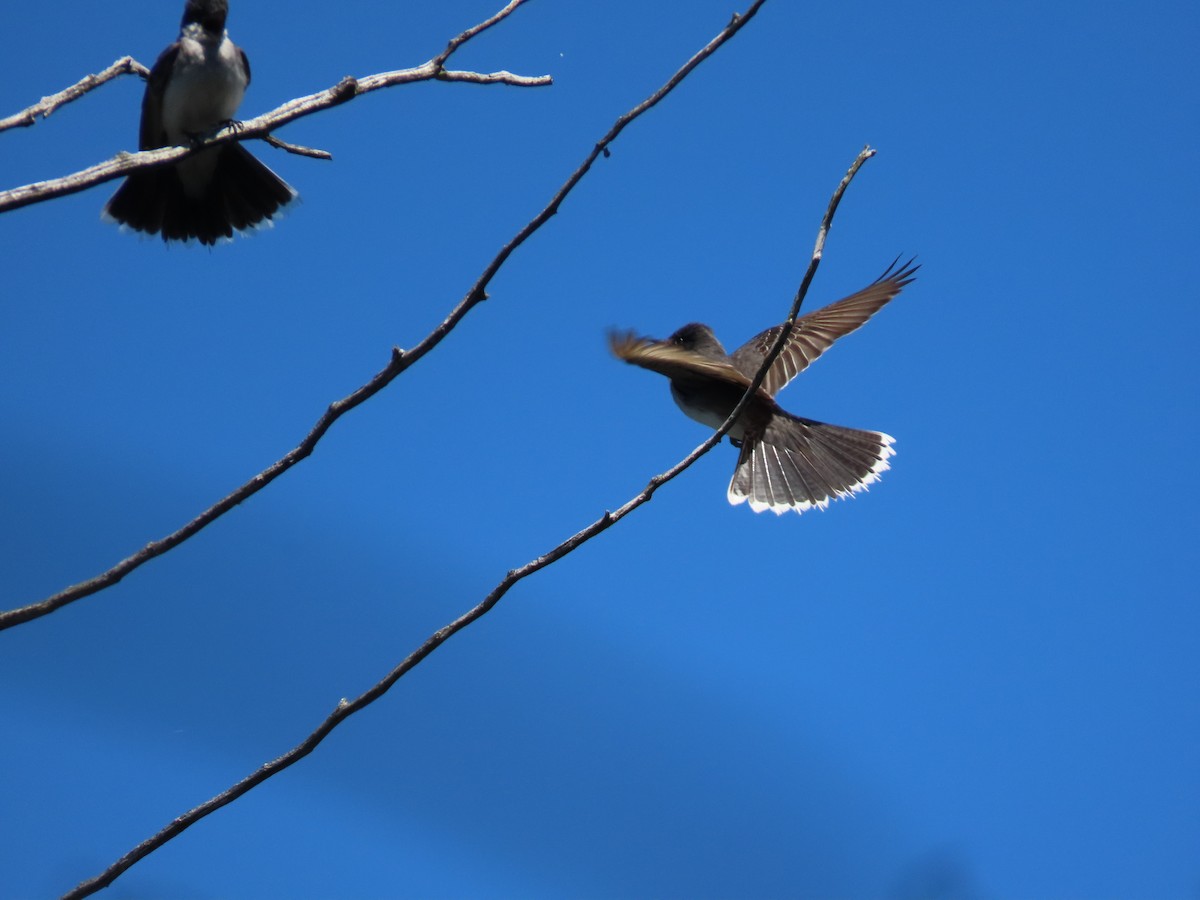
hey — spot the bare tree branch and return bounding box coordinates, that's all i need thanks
[721,146,878,419]
[59,134,873,900]
[0,57,149,135]
[2,1,769,635]
[0,1,548,214]
[433,0,531,66]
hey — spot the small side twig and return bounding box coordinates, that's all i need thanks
[0,57,149,135]
[262,133,332,160]
[433,0,528,67]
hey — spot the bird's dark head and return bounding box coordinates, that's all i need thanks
[182,0,229,33]
[665,323,727,359]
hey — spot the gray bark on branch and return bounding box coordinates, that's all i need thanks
[0,56,150,134]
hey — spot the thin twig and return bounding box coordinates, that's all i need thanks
[2,0,769,635]
[720,146,878,422]
[261,133,332,160]
[0,57,149,135]
[433,0,528,67]
[0,3,547,215]
[57,4,771,897]
[61,137,872,900]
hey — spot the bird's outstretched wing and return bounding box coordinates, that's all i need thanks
[608,331,756,390]
[729,257,919,397]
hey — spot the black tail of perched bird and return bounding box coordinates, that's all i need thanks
[610,258,918,515]
[104,142,294,244]
[103,0,296,245]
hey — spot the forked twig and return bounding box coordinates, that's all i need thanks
[262,133,332,160]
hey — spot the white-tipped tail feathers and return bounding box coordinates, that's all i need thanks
[728,417,895,514]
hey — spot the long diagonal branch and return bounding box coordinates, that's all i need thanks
[0,0,547,214]
[60,136,870,900]
[0,1,766,635]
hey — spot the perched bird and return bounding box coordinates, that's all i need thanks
[103,0,296,244]
[610,258,918,515]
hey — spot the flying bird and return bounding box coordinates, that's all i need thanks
[103,0,296,245]
[610,258,918,515]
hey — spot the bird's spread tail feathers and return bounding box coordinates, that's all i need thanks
[103,143,295,245]
[729,414,894,514]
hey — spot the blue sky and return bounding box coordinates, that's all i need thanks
[1,0,1197,897]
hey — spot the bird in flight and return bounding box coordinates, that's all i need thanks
[610,258,918,515]
[103,0,296,244]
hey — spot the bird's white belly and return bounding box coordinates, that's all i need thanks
[161,36,247,195]
[161,39,246,142]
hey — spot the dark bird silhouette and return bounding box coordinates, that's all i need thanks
[103,0,296,244]
[610,258,918,514]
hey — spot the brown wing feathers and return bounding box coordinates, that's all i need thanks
[730,257,918,397]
